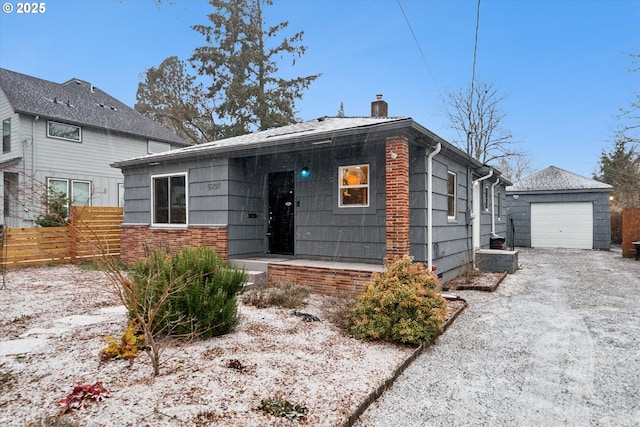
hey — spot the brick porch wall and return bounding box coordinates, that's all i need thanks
[268,264,378,296]
[120,225,229,265]
[385,136,411,259]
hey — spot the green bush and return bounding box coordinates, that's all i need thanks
[350,255,447,346]
[129,246,246,339]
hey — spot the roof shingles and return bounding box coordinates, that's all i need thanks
[0,68,188,146]
[507,166,612,192]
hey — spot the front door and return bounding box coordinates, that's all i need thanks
[267,171,295,255]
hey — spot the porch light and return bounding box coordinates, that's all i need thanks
[300,167,310,178]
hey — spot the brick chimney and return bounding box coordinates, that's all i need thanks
[371,94,388,117]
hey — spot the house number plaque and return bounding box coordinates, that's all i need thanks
[208,182,221,191]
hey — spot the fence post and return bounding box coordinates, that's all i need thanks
[70,206,77,263]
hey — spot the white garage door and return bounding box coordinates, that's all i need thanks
[531,202,593,249]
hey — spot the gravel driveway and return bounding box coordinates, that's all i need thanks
[356,247,640,426]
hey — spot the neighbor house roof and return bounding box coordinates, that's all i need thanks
[507,166,612,193]
[112,115,491,174]
[0,68,189,146]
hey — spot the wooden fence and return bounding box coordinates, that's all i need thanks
[0,206,123,268]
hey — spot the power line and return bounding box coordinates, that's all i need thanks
[471,0,481,91]
[396,0,444,105]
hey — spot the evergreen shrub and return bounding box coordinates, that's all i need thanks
[129,246,246,339]
[350,255,447,346]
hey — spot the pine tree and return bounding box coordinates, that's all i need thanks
[190,0,321,132]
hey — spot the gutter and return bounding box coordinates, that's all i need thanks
[426,143,442,270]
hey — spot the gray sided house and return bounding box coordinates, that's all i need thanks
[0,68,189,228]
[113,98,511,293]
[506,166,612,250]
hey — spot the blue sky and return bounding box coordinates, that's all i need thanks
[1,0,638,178]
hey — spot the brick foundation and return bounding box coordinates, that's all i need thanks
[120,225,228,265]
[268,264,378,296]
[385,136,411,259]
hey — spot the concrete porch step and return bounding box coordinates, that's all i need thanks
[243,270,267,290]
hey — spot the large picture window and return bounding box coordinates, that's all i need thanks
[47,121,81,142]
[339,164,369,207]
[152,173,187,225]
[447,171,457,219]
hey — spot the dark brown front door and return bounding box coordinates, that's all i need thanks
[267,171,294,255]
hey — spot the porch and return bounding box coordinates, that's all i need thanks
[228,256,384,296]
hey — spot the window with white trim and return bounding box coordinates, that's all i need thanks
[47,121,81,142]
[152,173,187,225]
[47,178,92,207]
[447,171,457,219]
[338,164,369,207]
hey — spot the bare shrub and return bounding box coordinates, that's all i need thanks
[242,280,310,309]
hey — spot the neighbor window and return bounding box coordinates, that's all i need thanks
[148,140,171,154]
[118,183,125,207]
[3,118,10,153]
[47,178,92,207]
[152,173,187,225]
[47,121,81,142]
[447,171,457,219]
[339,164,369,207]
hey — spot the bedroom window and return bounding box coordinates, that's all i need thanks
[447,171,457,219]
[339,164,369,207]
[3,118,10,153]
[152,173,187,225]
[47,121,81,142]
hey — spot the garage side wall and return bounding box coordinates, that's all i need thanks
[505,191,611,250]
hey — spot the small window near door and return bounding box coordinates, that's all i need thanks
[152,173,187,225]
[447,171,457,219]
[339,164,369,207]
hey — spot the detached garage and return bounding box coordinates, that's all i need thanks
[506,166,612,250]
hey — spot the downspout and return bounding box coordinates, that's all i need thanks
[426,143,441,270]
[491,178,500,236]
[472,168,493,259]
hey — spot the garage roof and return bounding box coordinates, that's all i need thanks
[507,166,612,192]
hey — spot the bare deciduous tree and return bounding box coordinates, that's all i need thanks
[445,80,529,181]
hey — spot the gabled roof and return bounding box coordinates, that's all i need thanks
[0,68,189,146]
[507,166,612,193]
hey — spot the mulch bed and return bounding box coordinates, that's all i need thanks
[443,270,508,292]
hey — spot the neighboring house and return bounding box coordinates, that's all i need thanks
[0,68,189,228]
[506,166,612,250]
[112,96,511,292]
